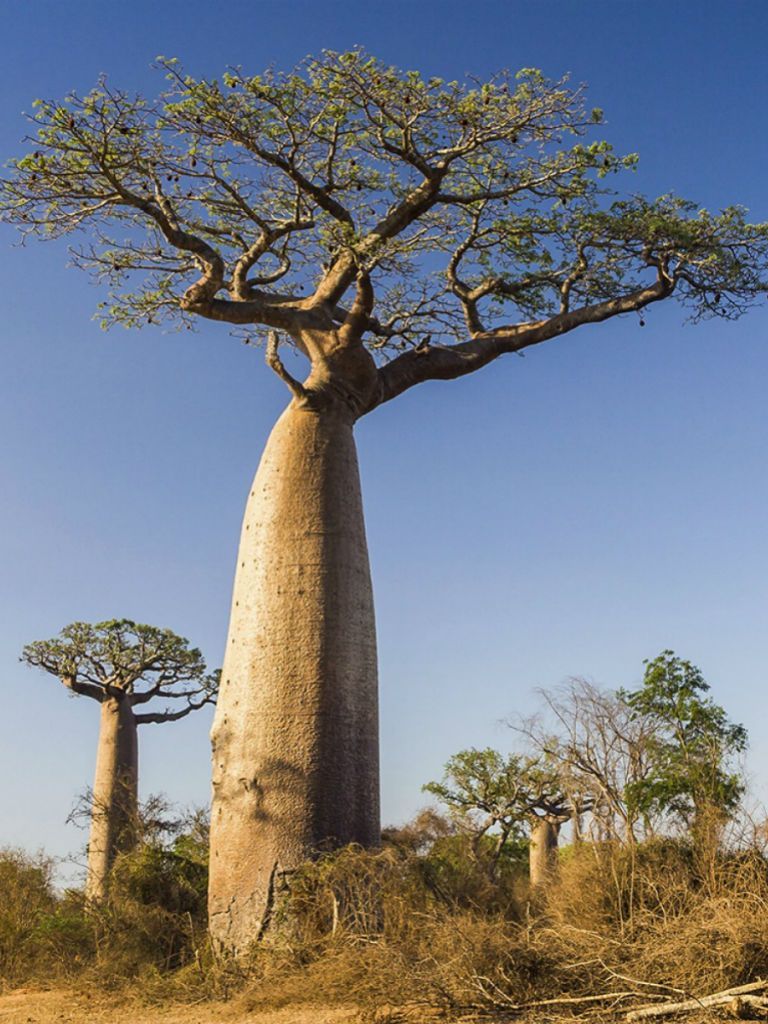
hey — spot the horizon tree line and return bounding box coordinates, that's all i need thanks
[425,651,748,890]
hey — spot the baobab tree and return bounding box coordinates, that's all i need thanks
[3,50,768,950]
[21,619,217,902]
[425,747,586,889]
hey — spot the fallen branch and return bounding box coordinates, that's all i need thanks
[523,991,666,1009]
[473,976,666,1013]
[626,979,768,1021]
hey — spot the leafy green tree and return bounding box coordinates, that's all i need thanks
[621,651,747,840]
[424,749,528,878]
[4,50,768,947]
[424,747,579,884]
[22,620,218,902]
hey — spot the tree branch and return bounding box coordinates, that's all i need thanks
[265,331,309,399]
[338,271,374,346]
[61,674,104,702]
[373,272,674,409]
[134,696,211,725]
[312,168,447,307]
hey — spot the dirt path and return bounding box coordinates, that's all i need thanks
[0,989,360,1024]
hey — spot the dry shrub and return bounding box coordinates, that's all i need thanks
[0,847,56,986]
[0,848,95,988]
[7,829,768,1015]
[82,832,208,988]
[522,840,768,1004]
[545,839,698,937]
[232,846,538,1013]
[0,809,210,992]
[625,849,768,994]
[248,839,768,1015]
[278,845,435,946]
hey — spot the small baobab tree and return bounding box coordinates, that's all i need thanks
[424,746,586,889]
[22,619,218,902]
[4,50,768,948]
[424,748,529,881]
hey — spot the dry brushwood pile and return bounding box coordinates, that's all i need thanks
[5,790,768,1019]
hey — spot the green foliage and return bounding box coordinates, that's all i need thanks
[0,806,210,989]
[424,747,530,836]
[0,848,58,984]
[2,49,767,348]
[23,619,204,686]
[92,833,208,978]
[424,747,570,846]
[21,619,218,716]
[620,652,747,830]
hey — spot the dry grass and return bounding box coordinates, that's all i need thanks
[5,834,768,1019]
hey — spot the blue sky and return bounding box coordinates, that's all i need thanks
[2,0,767,879]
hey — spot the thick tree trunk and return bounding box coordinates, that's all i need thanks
[529,817,560,890]
[208,401,380,952]
[85,696,138,902]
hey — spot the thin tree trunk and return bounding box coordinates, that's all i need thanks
[208,402,380,952]
[529,817,560,890]
[571,808,583,843]
[85,696,138,902]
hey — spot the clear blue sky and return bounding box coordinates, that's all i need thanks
[2,1,767,880]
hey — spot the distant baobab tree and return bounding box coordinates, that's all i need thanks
[22,619,218,902]
[424,747,589,888]
[3,50,768,950]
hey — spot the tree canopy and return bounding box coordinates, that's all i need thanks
[621,651,747,828]
[514,656,747,843]
[22,619,218,724]
[423,747,579,842]
[3,49,768,411]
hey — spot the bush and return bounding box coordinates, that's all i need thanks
[8,818,768,1015]
[87,842,206,983]
[0,806,210,991]
[0,848,58,985]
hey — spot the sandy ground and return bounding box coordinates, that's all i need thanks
[0,989,362,1024]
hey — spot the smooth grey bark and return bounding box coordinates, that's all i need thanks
[85,696,138,903]
[529,816,560,889]
[208,400,380,952]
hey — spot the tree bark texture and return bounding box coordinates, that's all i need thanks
[208,402,380,952]
[529,817,560,889]
[85,696,138,902]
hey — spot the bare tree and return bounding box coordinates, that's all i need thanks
[22,619,217,902]
[517,679,657,845]
[3,50,768,949]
